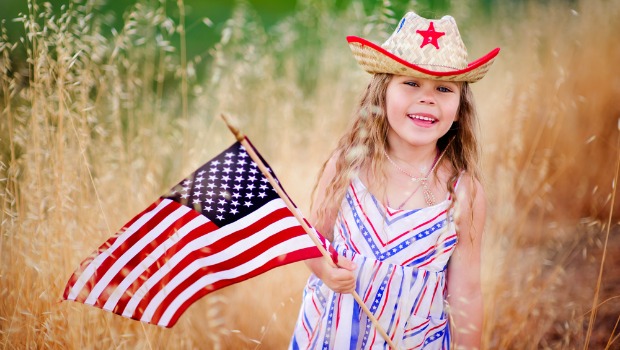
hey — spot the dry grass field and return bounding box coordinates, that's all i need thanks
[1,0,619,349]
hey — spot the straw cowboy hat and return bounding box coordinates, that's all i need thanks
[347,12,500,82]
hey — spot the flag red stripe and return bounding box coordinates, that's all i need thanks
[73,200,181,303]
[94,208,201,308]
[130,205,296,320]
[62,200,163,301]
[149,225,308,324]
[112,216,218,315]
[163,246,321,327]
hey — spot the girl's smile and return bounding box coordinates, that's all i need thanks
[386,75,460,149]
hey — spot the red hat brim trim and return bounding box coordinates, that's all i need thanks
[347,36,500,77]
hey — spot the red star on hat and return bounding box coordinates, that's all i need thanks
[416,22,445,49]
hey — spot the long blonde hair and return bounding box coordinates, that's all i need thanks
[312,73,481,230]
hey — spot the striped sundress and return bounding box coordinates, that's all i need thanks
[290,176,460,350]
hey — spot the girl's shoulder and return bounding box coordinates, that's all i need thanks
[452,171,486,223]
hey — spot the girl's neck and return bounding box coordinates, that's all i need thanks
[386,142,439,173]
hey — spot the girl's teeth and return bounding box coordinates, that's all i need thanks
[410,115,434,122]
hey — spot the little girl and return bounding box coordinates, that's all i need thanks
[290,11,499,350]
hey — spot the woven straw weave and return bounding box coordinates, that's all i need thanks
[347,12,498,83]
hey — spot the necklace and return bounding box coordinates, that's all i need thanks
[383,148,447,208]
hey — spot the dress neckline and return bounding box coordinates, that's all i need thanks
[353,177,449,212]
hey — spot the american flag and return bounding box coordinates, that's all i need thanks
[62,141,325,327]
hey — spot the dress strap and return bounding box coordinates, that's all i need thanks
[446,171,466,201]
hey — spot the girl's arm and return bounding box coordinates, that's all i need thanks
[447,175,486,349]
[305,154,357,293]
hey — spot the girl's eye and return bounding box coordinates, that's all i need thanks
[437,86,453,93]
[404,81,419,87]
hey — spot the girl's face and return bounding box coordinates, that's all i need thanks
[385,75,461,150]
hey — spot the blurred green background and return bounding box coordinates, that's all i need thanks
[1,0,490,63]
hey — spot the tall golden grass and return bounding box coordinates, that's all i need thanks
[1,0,618,348]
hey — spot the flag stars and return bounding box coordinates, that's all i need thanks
[230,208,239,215]
[216,214,224,221]
[223,167,232,174]
[194,183,204,190]
[246,183,256,191]
[217,207,225,213]
[221,175,231,182]
[235,168,245,174]
[259,184,268,190]
[232,192,241,199]
[237,159,247,166]
[248,175,257,182]
[224,159,233,165]
[258,192,266,198]
[209,167,218,173]
[233,184,242,191]
[211,160,221,166]
[206,190,215,197]
[209,175,218,181]
[245,192,255,199]
[195,176,204,182]
[244,201,252,207]
[249,168,258,175]
[235,176,244,182]
[220,183,230,190]
[231,200,239,207]
[218,198,227,206]
[207,183,216,189]
[225,152,234,158]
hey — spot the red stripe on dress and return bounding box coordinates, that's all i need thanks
[389,209,447,244]
[350,182,387,246]
[376,268,397,319]
[340,212,362,254]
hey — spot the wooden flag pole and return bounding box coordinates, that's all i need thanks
[221,114,398,350]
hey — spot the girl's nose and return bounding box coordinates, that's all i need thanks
[418,89,436,105]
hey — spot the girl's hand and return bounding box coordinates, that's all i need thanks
[305,256,357,293]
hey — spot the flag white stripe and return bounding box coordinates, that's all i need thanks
[121,198,289,318]
[84,204,192,305]
[102,214,210,311]
[157,234,315,326]
[139,215,300,323]
[67,199,174,301]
